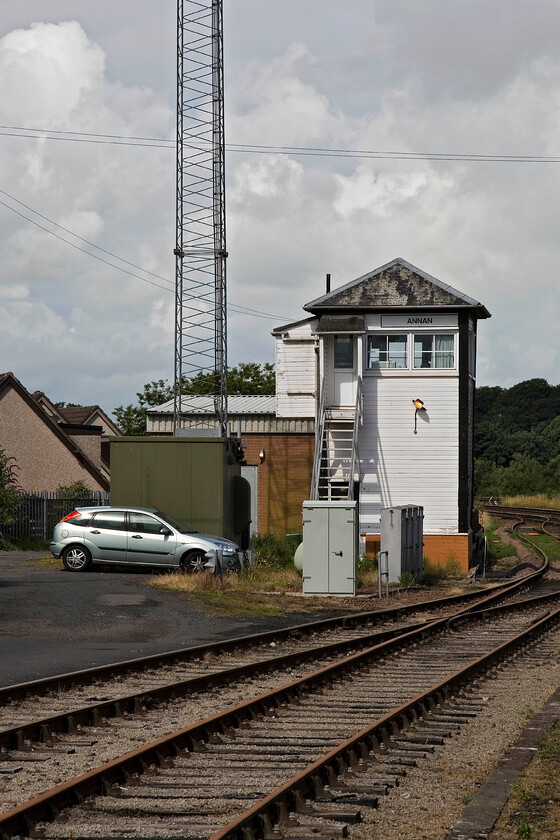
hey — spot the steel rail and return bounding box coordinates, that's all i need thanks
[210,604,560,840]
[0,570,550,753]
[0,574,530,704]
[483,503,560,525]
[0,591,557,840]
[0,618,430,752]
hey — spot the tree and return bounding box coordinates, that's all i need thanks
[113,363,275,435]
[56,480,92,497]
[0,447,20,547]
[185,362,275,396]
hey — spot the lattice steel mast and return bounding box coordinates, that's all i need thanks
[174,0,227,435]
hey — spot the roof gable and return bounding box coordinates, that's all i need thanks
[0,372,109,490]
[304,258,490,318]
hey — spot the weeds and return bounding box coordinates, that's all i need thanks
[422,557,446,585]
[445,556,462,577]
[398,571,416,588]
[483,517,518,565]
[250,533,299,570]
[517,816,534,838]
[502,494,560,511]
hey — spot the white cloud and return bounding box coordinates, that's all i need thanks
[1,3,560,414]
[0,284,28,300]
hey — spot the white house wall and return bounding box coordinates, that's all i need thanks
[359,375,459,535]
[275,320,318,418]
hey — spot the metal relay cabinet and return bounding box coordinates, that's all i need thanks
[302,501,357,596]
[380,505,424,585]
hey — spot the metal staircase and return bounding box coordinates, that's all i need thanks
[311,377,362,500]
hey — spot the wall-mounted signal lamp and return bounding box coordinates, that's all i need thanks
[412,398,426,434]
[258,448,266,463]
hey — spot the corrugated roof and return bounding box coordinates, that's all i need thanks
[148,395,276,415]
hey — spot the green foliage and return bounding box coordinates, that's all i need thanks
[484,519,517,564]
[445,556,461,577]
[359,554,378,572]
[186,362,275,397]
[422,556,446,585]
[56,480,92,497]
[0,447,20,525]
[249,532,297,571]
[475,378,560,497]
[112,404,147,436]
[398,571,416,588]
[113,363,275,435]
[517,817,533,838]
[0,447,20,548]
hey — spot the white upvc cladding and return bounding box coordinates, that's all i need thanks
[275,320,317,418]
[358,376,459,534]
[358,312,460,535]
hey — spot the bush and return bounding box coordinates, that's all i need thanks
[250,533,298,570]
[56,480,92,497]
[0,447,21,548]
[359,554,378,572]
[445,556,462,577]
[398,571,416,588]
[422,556,446,585]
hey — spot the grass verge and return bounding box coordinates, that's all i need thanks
[521,533,560,565]
[149,568,342,618]
[501,494,560,511]
[491,721,560,838]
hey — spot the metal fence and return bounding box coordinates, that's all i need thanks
[5,492,110,542]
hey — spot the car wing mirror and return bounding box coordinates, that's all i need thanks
[160,527,172,536]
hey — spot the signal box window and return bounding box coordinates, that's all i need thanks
[414,334,454,369]
[367,334,407,369]
[333,335,354,369]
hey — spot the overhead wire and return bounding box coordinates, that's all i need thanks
[5,121,550,322]
[0,188,292,321]
[1,123,559,163]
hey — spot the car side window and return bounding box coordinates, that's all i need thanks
[129,513,166,534]
[67,513,93,527]
[90,511,126,531]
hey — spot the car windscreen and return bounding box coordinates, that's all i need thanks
[153,511,197,534]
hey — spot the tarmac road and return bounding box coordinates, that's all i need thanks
[0,551,313,687]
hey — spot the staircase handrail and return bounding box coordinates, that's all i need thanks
[310,377,326,500]
[348,375,363,499]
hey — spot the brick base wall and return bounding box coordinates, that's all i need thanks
[364,532,472,574]
[423,534,471,573]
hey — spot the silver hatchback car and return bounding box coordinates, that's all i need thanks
[51,506,247,573]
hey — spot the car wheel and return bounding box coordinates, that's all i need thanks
[62,545,92,572]
[181,549,208,573]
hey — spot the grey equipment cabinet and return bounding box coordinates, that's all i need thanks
[302,500,358,596]
[380,505,424,585]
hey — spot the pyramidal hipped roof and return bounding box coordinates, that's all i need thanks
[304,258,490,318]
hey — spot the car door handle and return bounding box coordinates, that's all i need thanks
[332,550,343,556]
[90,530,101,535]
[131,534,143,539]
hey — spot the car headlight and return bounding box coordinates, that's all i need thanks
[215,543,235,554]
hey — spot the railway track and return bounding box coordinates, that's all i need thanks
[0,571,546,759]
[1,554,559,840]
[482,502,560,534]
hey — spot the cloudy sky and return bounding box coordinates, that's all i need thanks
[1,1,559,417]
